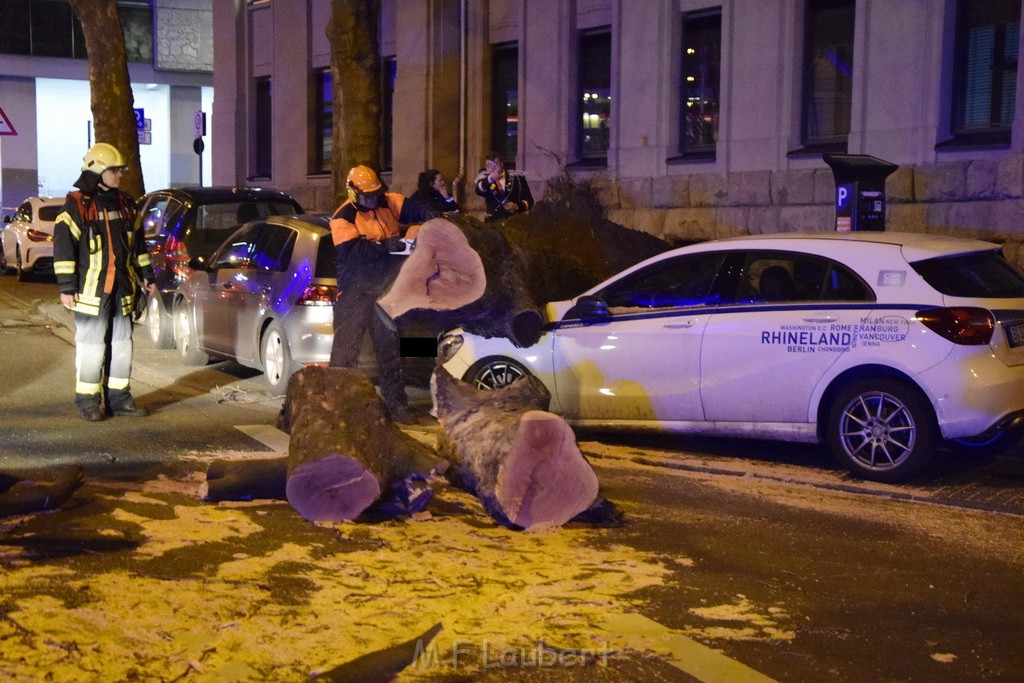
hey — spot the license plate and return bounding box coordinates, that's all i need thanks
[1006,321,1024,348]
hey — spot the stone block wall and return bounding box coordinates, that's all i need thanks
[598,152,1024,271]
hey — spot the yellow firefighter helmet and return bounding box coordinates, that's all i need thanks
[81,142,127,174]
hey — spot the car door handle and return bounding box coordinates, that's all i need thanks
[663,320,696,329]
[802,315,838,323]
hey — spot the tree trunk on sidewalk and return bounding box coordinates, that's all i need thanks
[69,0,145,198]
[432,366,599,530]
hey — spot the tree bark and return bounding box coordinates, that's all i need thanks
[432,367,599,530]
[279,366,445,522]
[69,0,145,198]
[327,0,382,205]
[378,209,670,347]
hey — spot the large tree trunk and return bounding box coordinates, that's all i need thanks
[378,205,670,348]
[280,366,445,522]
[70,0,145,198]
[432,367,599,530]
[327,0,382,204]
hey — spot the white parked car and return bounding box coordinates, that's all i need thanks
[438,232,1024,482]
[0,196,63,280]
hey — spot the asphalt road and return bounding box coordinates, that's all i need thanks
[1,273,1022,682]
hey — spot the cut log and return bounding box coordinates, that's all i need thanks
[378,205,670,348]
[432,366,599,530]
[279,366,445,522]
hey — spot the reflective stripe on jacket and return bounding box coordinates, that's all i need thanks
[53,190,153,317]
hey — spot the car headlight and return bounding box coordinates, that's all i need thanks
[437,334,464,363]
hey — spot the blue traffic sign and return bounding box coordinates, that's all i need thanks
[133,108,145,130]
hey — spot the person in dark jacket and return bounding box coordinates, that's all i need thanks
[409,169,459,216]
[474,152,534,222]
[53,143,156,422]
[328,165,433,423]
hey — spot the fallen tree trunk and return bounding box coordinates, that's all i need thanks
[279,366,445,522]
[432,366,599,530]
[379,203,669,348]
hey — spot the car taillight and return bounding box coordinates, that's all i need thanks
[916,307,994,345]
[166,238,191,277]
[27,229,52,242]
[295,284,338,306]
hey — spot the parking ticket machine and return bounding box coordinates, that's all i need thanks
[823,153,898,232]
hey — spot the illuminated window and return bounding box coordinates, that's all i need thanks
[578,28,611,163]
[679,9,721,158]
[951,0,1019,145]
[801,0,854,150]
[313,68,332,174]
[491,42,519,167]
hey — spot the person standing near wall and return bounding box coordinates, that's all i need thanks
[409,169,459,216]
[474,152,534,222]
[53,143,156,422]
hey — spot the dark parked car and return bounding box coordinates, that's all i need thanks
[137,186,302,348]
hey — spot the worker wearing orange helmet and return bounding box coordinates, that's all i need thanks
[328,165,435,423]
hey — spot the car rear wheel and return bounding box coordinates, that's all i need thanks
[261,320,295,394]
[826,377,937,483]
[145,291,175,349]
[173,303,209,366]
[464,356,529,391]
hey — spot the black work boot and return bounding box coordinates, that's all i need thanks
[107,389,149,417]
[75,394,104,422]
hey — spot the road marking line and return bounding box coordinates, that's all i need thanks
[604,613,777,682]
[236,424,290,453]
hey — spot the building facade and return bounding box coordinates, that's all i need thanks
[0,0,214,213]
[214,0,1024,263]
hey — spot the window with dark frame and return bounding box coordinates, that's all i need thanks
[679,9,722,158]
[490,42,519,167]
[950,0,1019,146]
[314,68,332,174]
[578,28,612,163]
[253,76,272,179]
[0,0,151,61]
[381,56,396,171]
[800,0,854,151]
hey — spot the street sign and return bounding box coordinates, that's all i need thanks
[0,106,17,136]
[133,108,145,130]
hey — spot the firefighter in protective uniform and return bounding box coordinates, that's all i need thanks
[54,143,156,422]
[329,165,435,423]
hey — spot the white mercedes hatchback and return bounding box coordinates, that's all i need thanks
[438,232,1024,482]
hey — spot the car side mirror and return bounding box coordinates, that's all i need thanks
[575,294,610,321]
[188,255,208,271]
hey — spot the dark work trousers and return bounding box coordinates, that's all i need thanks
[329,255,407,410]
[73,294,133,408]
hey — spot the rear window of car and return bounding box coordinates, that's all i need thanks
[911,250,1024,298]
[315,233,336,278]
[38,205,62,222]
[191,200,299,254]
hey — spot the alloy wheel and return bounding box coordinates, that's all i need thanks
[837,390,916,471]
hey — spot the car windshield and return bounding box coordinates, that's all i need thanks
[38,206,61,222]
[911,250,1024,298]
